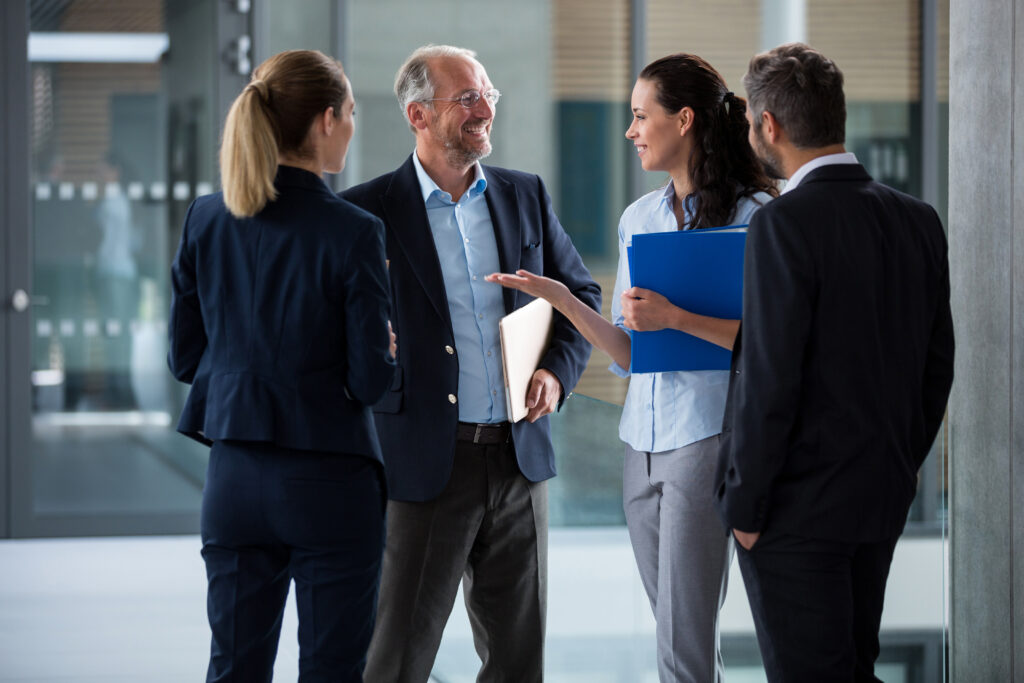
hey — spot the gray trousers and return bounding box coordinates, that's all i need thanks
[363,438,548,683]
[623,436,734,683]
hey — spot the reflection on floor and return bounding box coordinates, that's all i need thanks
[0,530,931,682]
[31,423,205,516]
[0,532,689,682]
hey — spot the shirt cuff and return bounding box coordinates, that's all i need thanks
[608,361,629,378]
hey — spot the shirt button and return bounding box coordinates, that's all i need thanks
[487,350,492,357]
[448,394,457,404]
[492,390,497,396]
[472,275,478,281]
[478,314,484,320]
[445,345,455,355]
[464,237,470,244]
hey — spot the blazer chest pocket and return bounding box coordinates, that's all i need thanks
[521,240,542,271]
[374,366,403,414]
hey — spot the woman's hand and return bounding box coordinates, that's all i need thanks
[622,287,740,350]
[485,270,571,310]
[489,268,632,369]
[387,320,397,359]
[620,287,678,332]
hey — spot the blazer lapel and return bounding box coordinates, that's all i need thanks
[483,168,522,313]
[381,156,452,329]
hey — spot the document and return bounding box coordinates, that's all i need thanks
[627,225,746,373]
[498,297,554,422]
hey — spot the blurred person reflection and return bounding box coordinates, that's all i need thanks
[168,50,396,683]
[94,153,141,408]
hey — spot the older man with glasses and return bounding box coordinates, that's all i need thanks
[342,45,600,683]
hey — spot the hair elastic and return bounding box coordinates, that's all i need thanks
[246,79,270,101]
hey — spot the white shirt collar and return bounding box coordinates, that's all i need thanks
[411,149,486,204]
[782,152,859,194]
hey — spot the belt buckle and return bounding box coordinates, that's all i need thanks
[473,423,484,444]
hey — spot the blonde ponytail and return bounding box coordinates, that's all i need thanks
[218,51,349,218]
[220,81,279,217]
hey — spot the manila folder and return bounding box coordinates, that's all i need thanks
[498,298,554,423]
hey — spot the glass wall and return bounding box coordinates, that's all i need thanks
[22,0,241,533]
[7,0,950,679]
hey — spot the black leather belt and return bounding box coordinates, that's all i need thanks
[456,421,511,445]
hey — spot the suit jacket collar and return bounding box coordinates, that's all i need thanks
[274,164,333,196]
[798,163,873,187]
[383,155,523,319]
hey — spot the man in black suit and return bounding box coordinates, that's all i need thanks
[714,43,954,682]
[342,45,599,682]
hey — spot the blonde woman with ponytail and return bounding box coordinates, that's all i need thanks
[168,50,396,683]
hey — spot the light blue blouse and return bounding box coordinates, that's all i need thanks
[610,184,772,453]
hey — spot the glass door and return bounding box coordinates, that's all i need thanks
[5,0,249,537]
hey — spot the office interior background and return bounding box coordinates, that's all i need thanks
[0,0,1020,681]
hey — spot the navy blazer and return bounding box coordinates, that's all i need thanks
[715,164,955,542]
[168,165,396,462]
[341,156,601,502]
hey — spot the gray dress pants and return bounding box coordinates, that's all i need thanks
[363,437,547,683]
[623,435,734,683]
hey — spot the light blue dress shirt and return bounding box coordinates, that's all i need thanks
[610,184,772,453]
[412,152,508,423]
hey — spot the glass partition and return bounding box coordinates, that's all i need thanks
[25,0,213,532]
[8,0,951,679]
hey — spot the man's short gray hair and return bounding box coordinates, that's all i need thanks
[743,42,846,148]
[394,44,478,131]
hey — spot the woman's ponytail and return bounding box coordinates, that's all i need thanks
[218,51,348,218]
[220,79,279,218]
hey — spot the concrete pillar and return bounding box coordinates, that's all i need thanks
[948,0,1024,679]
[759,0,806,51]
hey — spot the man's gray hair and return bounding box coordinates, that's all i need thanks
[394,45,478,131]
[742,42,846,149]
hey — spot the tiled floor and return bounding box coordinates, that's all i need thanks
[0,530,664,682]
[0,535,214,682]
[0,529,941,682]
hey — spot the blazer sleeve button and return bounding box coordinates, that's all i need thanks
[448,394,458,404]
[445,345,455,355]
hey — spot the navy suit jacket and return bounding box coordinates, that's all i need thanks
[715,164,955,542]
[168,165,396,462]
[341,156,600,502]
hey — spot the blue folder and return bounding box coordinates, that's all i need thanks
[627,225,747,373]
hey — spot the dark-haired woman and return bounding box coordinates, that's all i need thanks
[488,54,777,681]
[168,50,395,682]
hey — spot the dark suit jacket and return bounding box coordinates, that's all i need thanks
[715,163,955,542]
[341,156,600,502]
[168,165,396,462]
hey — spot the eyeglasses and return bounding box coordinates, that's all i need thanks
[421,89,501,109]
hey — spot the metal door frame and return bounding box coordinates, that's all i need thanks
[2,0,30,539]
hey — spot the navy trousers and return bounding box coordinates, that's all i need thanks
[201,440,385,683]
[736,531,900,683]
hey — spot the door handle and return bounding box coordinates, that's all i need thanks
[9,289,49,312]
[10,289,29,312]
